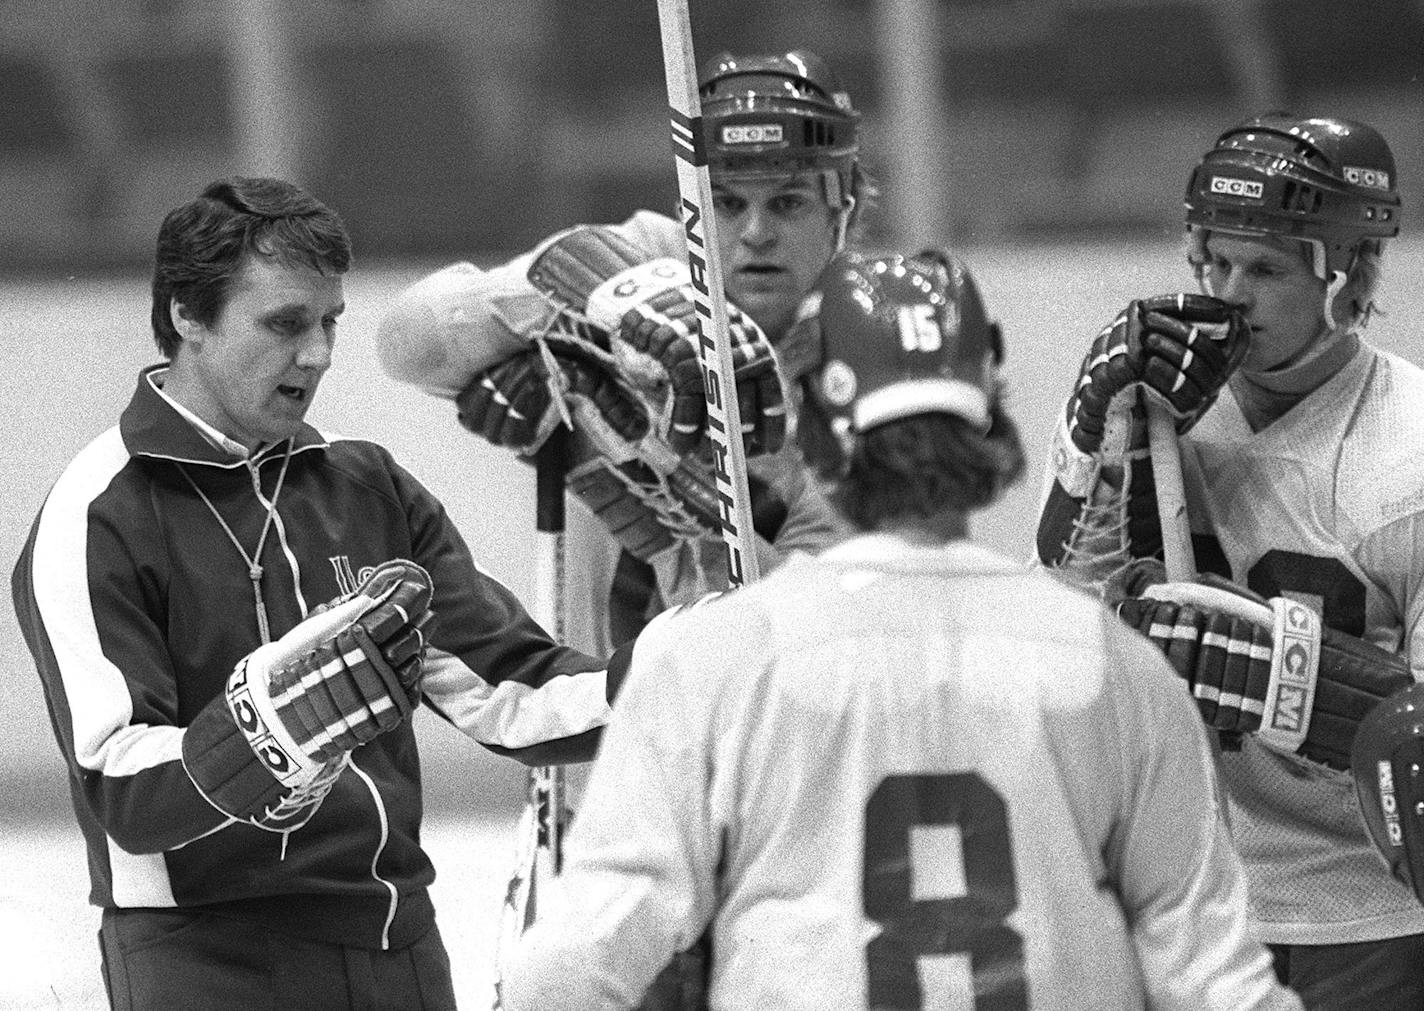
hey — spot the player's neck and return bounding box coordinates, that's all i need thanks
[877,511,969,546]
[1230,332,1359,432]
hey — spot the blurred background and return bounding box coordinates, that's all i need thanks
[4,0,1423,269]
[2,0,1423,1005]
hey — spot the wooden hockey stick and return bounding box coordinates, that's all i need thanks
[493,424,572,1010]
[645,4,762,1007]
[1146,397,1197,581]
[655,0,761,588]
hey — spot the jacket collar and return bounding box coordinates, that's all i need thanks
[120,364,329,468]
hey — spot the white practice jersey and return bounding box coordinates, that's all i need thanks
[1182,343,1424,944]
[503,535,1298,1010]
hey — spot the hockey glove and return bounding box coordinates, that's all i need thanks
[1068,293,1249,455]
[1036,295,1247,575]
[527,223,787,457]
[455,335,645,457]
[183,560,434,831]
[455,353,561,453]
[561,376,768,564]
[1116,560,1411,770]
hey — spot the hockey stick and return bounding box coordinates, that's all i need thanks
[645,4,760,1007]
[656,0,761,588]
[493,424,572,1010]
[1146,397,1197,581]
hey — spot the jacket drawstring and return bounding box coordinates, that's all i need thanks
[177,441,294,645]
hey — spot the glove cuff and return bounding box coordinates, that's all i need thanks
[1051,412,1101,499]
[1256,597,1323,756]
[586,257,690,332]
[527,224,652,315]
[225,650,329,781]
[182,679,326,832]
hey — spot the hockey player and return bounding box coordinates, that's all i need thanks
[377,50,869,1010]
[10,177,640,1010]
[1036,114,1424,1006]
[378,47,871,655]
[499,248,1302,1010]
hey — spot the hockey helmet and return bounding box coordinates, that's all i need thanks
[807,249,1002,437]
[698,49,860,204]
[1351,682,1424,905]
[1185,114,1401,277]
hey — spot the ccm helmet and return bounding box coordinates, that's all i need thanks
[1351,682,1424,905]
[1185,114,1401,278]
[698,49,860,207]
[808,248,1002,438]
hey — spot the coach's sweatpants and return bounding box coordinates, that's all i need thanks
[98,907,457,1010]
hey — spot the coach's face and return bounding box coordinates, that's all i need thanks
[167,255,344,450]
[712,172,840,342]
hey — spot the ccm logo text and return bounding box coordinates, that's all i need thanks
[1209,176,1264,200]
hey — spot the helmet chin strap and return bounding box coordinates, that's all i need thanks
[1241,279,1359,396]
[1250,264,1356,392]
[821,169,856,251]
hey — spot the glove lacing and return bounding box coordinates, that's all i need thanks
[544,300,685,447]
[610,461,710,543]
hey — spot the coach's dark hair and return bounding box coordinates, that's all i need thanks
[827,392,1026,532]
[149,177,352,357]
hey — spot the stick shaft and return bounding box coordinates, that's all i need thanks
[656,0,760,587]
[494,428,572,1009]
[1146,399,1197,582]
[530,426,570,872]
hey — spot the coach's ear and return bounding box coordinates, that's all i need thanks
[170,300,205,348]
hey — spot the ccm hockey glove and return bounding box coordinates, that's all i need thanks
[1037,295,1248,574]
[182,560,434,831]
[456,333,645,456]
[527,223,787,457]
[1067,293,1249,455]
[1116,561,1411,770]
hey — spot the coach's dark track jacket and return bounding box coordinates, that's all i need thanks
[12,365,619,949]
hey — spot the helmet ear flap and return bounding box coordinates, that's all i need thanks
[795,385,851,482]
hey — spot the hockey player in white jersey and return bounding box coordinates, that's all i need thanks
[500,248,1300,1011]
[377,49,869,1009]
[1037,113,1424,1006]
[379,48,868,655]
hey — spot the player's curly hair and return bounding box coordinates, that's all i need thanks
[1185,226,1384,331]
[828,392,1026,532]
[149,177,352,358]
